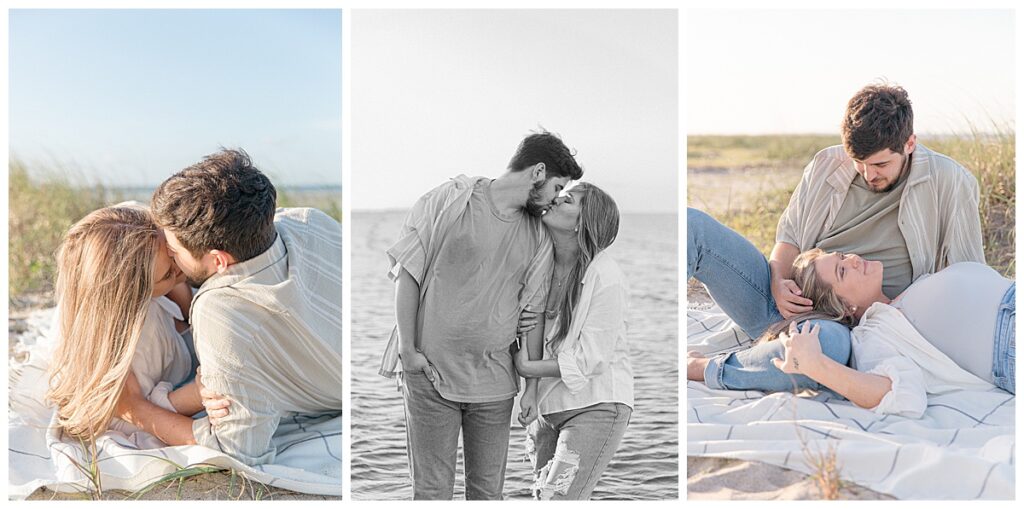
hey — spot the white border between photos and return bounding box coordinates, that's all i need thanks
[1,0,1021,507]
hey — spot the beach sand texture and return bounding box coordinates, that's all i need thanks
[350,210,679,500]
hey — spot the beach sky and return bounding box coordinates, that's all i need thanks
[9,9,342,187]
[352,9,678,214]
[688,9,1014,135]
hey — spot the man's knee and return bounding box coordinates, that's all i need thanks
[687,207,715,241]
[805,319,852,365]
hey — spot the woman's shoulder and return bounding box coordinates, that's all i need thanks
[587,251,625,282]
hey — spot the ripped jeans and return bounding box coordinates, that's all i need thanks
[526,402,631,500]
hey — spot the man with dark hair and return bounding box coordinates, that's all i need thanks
[380,131,583,499]
[687,83,984,392]
[117,149,343,466]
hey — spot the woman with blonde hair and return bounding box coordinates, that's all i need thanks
[514,182,634,500]
[690,248,1015,418]
[46,205,224,444]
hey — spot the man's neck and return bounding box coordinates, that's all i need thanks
[489,171,532,216]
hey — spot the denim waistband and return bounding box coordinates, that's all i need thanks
[991,283,1015,393]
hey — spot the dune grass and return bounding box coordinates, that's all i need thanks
[688,131,1016,277]
[8,159,342,307]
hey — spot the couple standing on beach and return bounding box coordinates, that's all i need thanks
[44,149,343,465]
[379,131,635,500]
[687,83,1014,416]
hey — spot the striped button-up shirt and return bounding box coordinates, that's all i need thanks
[776,144,985,281]
[190,207,343,466]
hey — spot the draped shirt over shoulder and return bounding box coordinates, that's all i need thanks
[190,207,343,466]
[776,144,985,281]
[538,251,634,415]
[380,176,554,403]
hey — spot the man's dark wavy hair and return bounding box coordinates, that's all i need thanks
[841,83,914,160]
[508,130,584,180]
[151,148,277,262]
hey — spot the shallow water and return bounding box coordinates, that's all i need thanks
[350,210,679,500]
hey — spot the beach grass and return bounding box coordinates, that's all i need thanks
[687,131,1016,277]
[8,160,112,306]
[8,159,342,308]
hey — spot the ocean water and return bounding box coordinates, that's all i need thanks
[350,210,679,500]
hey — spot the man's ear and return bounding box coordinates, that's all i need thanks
[903,134,917,155]
[209,249,237,273]
[531,163,547,183]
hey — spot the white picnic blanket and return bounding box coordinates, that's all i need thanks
[687,304,1015,500]
[8,308,342,499]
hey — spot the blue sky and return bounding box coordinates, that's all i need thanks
[688,9,1014,135]
[10,9,341,186]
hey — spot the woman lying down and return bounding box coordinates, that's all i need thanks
[689,248,1015,418]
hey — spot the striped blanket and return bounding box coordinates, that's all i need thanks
[8,308,341,499]
[687,305,1015,500]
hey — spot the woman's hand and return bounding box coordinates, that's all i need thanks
[518,387,538,426]
[772,321,824,375]
[196,366,231,425]
[517,308,540,336]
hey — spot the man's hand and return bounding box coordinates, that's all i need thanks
[771,277,814,318]
[517,308,540,336]
[400,350,432,378]
[772,321,824,375]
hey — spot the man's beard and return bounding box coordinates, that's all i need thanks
[869,153,910,193]
[524,179,549,217]
[183,267,215,287]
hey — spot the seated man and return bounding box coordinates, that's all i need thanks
[687,83,984,392]
[117,149,343,465]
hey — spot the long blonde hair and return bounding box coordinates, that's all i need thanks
[759,248,856,343]
[46,206,159,439]
[550,183,620,350]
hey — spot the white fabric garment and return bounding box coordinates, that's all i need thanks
[687,304,1014,500]
[8,307,342,499]
[537,251,634,415]
[850,302,995,418]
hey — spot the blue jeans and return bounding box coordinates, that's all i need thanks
[526,402,631,500]
[992,284,1015,394]
[687,207,852,392]
[401,369,514,500]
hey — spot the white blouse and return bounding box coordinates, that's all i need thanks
[108,296,194,434]
[537,251,634,415]
[850,302,993,418]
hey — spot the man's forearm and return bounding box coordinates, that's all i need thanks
[119,398,197,446]
[395,269,420,356]
[769,242,801,281]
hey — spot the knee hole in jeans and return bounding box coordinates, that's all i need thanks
[532,449,580,500]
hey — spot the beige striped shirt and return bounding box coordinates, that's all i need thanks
[190,207,343,466]
[776,144,985,281]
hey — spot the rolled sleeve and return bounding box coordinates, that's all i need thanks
[191,369,280,466]
[865,358,927,418]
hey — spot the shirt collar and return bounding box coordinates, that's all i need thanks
[195,231,286,295]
